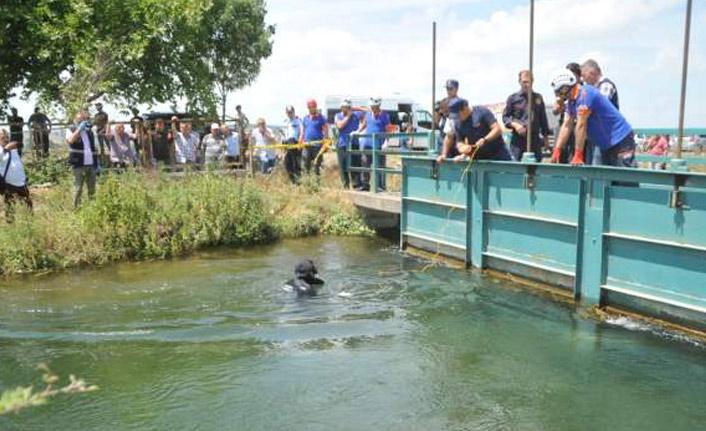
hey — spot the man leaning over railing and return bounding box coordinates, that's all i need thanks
[550,68,636,168]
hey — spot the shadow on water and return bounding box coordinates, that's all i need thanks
[1,236,705,431]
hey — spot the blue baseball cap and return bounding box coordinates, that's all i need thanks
[447,97,467,119]
[445,79,459,90]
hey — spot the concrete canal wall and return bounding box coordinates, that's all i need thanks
[401,156,706,331]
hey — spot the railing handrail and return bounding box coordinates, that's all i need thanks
[633,127,706,135]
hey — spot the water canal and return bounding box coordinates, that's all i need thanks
[1,237,705,430]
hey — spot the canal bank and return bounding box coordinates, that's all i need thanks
[0,170,372,278]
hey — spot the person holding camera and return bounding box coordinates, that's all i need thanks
[0,129,32,222]
[65,111,98,209]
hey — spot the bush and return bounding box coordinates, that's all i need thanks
[0,169,371,277]
[24,155,72,185]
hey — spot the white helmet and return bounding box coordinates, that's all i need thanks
[550,68,577,92]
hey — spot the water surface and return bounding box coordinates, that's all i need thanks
[1,237,704,430]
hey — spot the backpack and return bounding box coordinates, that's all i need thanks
[0,150,12,193]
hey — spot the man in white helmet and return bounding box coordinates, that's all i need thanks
[549,68,636,167]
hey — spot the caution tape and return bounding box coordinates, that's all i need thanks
[251,139,335,151]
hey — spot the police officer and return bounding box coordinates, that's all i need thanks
[93,102,109,163]
[7,108,24,156]
[502,70,550,162]
[449,98,512,162]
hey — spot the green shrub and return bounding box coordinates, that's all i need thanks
[0,170,371,277]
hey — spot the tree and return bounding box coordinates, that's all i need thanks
[0,0,274,118]
[206,0,275,121]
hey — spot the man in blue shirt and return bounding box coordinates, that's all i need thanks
[449,98,512,162]
[356,97,390,191]
[283,105,302,183]
[300,99,329,177]
[549,68,635,167]
[334,99,362,189]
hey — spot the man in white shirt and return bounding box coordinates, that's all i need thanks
[172,119,199,165]
[202,123,225,166]
[283,105,302,183]
[251,118,276,174]
[1,129,32,221]
[65,111,97,209]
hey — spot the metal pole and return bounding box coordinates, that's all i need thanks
[676,0,692,160]
[431,22,437,143]
[526,0,535,156]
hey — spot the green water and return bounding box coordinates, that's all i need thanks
[1,237,705,430]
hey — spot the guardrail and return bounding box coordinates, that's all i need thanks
[345,132,436,192]
[400,156,706,330]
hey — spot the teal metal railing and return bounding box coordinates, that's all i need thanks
[345,127,706,193]
[346,132,436,193]
[400,156,706,330]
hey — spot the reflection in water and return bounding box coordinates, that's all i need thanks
[0,237,705,431]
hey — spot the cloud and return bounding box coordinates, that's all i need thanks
[7,0,704,129]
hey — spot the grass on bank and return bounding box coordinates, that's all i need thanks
[0,161,373,277]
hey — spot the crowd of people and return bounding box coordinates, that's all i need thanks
[435,59,639,169]
[0,57,684,220]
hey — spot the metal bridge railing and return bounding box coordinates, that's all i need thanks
[345,132,436,193]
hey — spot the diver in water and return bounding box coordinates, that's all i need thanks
[284,259,325,297]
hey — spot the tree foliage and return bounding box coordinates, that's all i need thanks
[0,0,274,117]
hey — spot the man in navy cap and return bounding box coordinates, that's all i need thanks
[449,98,512,162]
[436,79,461,163]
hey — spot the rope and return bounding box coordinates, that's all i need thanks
[251,139,335,151]
[419,142,482,272]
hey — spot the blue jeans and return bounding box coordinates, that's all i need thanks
[303,146,322,176]
[258,158,275,174]
[601,133,636,168]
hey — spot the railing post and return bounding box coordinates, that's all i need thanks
[429,131,436,157]
[371,134,378,194]
[347,133,352,185]
[576,178,608,305]
[470,167,487,268]
[400,156,408,250]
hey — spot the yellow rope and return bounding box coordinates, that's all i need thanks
[419,143,482,272]
[251,139,335,150]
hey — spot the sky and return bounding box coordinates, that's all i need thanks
[7,0,706,128]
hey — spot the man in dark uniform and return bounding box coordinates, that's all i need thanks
[450,98,512,162]
[93,102,109,163]
[502,70,550,162]
[8,108,24,156]
[151,118,174,166]
[28,107,51,157]
[129,109,144,159]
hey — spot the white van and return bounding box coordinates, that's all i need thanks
[324,95,435,149]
